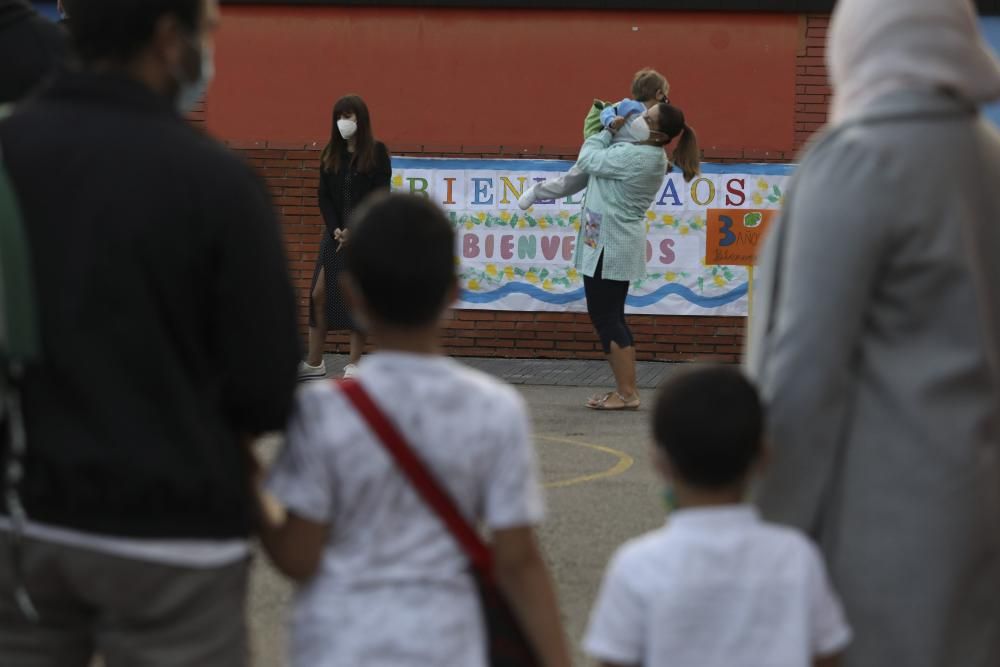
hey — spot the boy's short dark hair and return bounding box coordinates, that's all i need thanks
[653,366,763,487]
[345,193,457,328]
[631,68,669,102]
[71,0,202,63]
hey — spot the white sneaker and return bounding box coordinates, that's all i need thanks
[297,360,326,381]
[517,187,536,211]
[342,363,359,379]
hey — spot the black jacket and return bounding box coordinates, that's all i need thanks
[318,141,392,236]
[0,71,300,539]
[0,0,68,106]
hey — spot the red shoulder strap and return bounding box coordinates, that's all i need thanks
[336,378,494,576]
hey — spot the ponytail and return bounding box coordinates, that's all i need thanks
[653,103,701,182]
[671,124,701,182]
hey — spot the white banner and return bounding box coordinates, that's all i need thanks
[391,158,792,317]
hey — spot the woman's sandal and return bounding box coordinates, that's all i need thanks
[586,391,641,411]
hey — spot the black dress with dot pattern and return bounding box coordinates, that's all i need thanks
[310,141,391,330]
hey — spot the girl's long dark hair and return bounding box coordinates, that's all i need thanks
[654,103,701,182]
[321,94,377,174]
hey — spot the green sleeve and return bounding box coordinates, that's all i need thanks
[583,100,609,140]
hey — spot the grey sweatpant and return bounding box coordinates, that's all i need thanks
[0,532,249,667]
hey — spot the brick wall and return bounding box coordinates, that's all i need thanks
[187,99,207,128]
[230,142,750,363]
[795,14,832,150]
[220,13,832,365]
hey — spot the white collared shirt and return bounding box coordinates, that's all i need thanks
[267,352,545,667]
[584,505,851,667]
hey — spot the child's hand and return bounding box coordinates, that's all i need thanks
[608,116,626,132]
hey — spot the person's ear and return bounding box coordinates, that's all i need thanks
[150,14,188,77]
[753,438,771,477]
[339,272,370,328]
[651,445,674,482]
[435,277,460,323]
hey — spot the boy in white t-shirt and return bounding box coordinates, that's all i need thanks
[252,193,571,667]
[584,366,851,667]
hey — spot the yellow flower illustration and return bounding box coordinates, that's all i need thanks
[542,279,553,290]
[504,266,515,280]
[662,214,675,225]
[539,218,548,229]
[485,264,498,278]
[518,219,527,229]
[392,174,403,188]
[465,221,474,230]
[525,271,539,284]
[559,211,570,219]
[713,275,726,287]
[567,268,579,281]
[468,279,481,291]
[573,221,581,231]
[477,212,487,221]
[500,211,512,222]
[679,225,690,236]
[757,178,768,191]
[751,191,764,206]
[665,272,677,282]
[646,210,656,220]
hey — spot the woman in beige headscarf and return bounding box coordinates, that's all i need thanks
[746,1,1000,665]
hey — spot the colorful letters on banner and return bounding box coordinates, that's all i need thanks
[390,158,792,317]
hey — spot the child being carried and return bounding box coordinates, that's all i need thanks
[518,68,670,210]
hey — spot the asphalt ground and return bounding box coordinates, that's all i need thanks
[248,355,683,666]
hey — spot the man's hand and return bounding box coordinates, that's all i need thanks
[242,436,264,486]
[608,116,626,133]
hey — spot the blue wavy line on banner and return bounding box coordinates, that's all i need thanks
[460,282,749,308]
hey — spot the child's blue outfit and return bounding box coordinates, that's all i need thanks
[599,99,647,132]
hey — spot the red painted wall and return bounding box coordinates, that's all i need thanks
[203,7,831,362]
[207,7,799,157]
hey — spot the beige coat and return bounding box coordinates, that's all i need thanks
[746,90,1000,667]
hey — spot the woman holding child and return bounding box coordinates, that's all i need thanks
[576,101,700,410]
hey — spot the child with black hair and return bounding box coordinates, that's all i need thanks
[255,193,572,667]
[583,366,851,667]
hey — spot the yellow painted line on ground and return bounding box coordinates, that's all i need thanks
[536,434,635,489]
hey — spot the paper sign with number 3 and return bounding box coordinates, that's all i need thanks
[704,209,776,266]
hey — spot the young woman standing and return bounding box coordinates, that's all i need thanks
[299,95,391,380]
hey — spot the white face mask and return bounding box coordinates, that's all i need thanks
[337,119,358,139]
[176,44,214,114]
[629,115,651,142]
